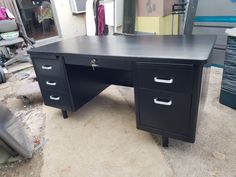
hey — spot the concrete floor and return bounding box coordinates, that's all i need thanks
[41,86,173,177]
[162,68,236,177]
[40,67,236,177]
[0,66,235,177]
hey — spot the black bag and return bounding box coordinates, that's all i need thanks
[0,51,7,67]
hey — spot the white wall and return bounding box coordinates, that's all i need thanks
[51,0,86,38]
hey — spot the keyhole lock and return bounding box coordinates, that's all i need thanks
[90,59,99,70]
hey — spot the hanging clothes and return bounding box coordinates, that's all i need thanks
[97,5,105,35]
[86,0,96,36]
[95,0,99,35]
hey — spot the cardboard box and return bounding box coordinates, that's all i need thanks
[135,15,179,35]
[136,0,175,17]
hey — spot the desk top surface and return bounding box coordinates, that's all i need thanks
[29,35,216,62]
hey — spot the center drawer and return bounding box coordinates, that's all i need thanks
[64,56,132,70]
[136,62,194,93]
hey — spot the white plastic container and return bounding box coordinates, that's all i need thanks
[0,31,19,40]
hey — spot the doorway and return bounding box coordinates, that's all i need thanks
[16,0,58,40]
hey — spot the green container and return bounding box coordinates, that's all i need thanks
[220,90,236,109]
[219,36,236,109]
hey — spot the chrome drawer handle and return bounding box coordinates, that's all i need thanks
[41,65,52,70]
[46,81,57,86]
[154,77,173,84]
[91,63,99,67]
[154,98,172,106]
[50,95,60,101]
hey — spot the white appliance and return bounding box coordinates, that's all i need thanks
[69,0,87,14]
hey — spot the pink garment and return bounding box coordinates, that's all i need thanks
[0,7,7,20]
[98,5,105,36]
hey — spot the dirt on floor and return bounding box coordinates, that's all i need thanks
[0,65,45,177]
[0,150,43,177]
[0,65,235,177]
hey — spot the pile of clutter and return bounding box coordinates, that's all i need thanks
[0,6,34,84]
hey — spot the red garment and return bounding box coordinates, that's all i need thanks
[98,5,105,36]
[0,7,7,20]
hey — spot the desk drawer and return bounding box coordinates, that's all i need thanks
[136,63,194,93]
[65,56,132,70]
[41,90,72,110]
[33,58,65,77]
[38,76,68,92]
[137,89,191,136]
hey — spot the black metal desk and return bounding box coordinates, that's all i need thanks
[29,35,215,147]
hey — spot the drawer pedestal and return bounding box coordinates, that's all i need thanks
[134,62,203,146]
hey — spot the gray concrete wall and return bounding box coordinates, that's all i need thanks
[196,0,236,16]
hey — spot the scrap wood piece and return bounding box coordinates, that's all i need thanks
[14,71,30,80]
[7,63,32,74]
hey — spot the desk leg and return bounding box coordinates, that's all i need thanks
[162,136,169,147]
[62,110,68,119]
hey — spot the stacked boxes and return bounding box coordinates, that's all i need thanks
[135,0,178,35]
[136,0,175,17]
